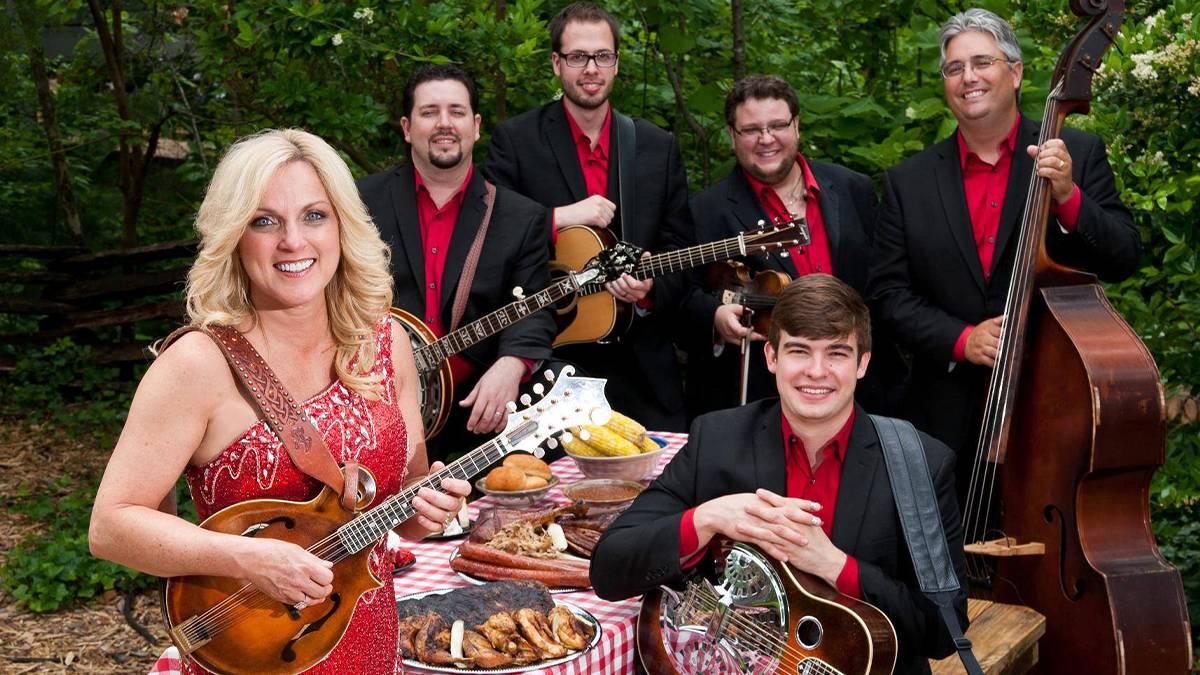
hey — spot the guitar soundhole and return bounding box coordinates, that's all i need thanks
[795,616,822,650]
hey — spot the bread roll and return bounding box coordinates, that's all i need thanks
[503,454,552,480]
[486,466,527,491]
[522,475,549,490]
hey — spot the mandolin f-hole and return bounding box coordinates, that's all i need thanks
[281,592,342,663]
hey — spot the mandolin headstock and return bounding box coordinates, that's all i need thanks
[498,366,612,455]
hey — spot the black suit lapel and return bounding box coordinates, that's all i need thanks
[810,163,842,265]
[730,169,798,277]
[990,117,1039,280]
[545,103,588,203]
[752,400,788,497]
[389,164,426,292]
[933,135,987,294]
[439,171,489,319]
[831,409,884,553]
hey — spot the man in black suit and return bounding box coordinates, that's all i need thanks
[682,75,904,418]
[484,2,693,431]
[358,65,554,461]
[868,9,1138,489]
[592,275,968,674]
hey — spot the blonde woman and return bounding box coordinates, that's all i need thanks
[89,129,470,673]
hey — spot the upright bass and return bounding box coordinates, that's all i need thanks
[961,2,1192,672]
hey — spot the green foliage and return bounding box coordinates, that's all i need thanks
[2,476,154,612]
[2,338,137,447]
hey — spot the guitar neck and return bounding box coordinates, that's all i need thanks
[579,236,745,296]
[332,420,536,554]
[413,275,579,375]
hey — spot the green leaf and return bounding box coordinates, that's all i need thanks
[658,28,696,55]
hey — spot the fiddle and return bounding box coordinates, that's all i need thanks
[705,260,790,336]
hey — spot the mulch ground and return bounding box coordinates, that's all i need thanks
[0,422,168,674]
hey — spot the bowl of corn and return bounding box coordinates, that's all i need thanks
[560,411,668,482]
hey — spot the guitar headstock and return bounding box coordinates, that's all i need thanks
[588,241,645,283]
[742,217,810,255]
[499,366,612,455]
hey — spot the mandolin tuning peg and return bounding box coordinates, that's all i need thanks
[519,394,532,406]
[546,438,559,450]
[544,369,556,382]
[590,408,612,426]
[533,383,545,396]
[506,401,518,413]
[562,430,574,443]
[532,447,545,459]
[579,429,591,442]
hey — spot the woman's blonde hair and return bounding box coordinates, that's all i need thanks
[186,128,393,398]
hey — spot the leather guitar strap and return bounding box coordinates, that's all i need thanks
[868,414,984,675]
[158,325,360,511]
[449,180,497,333]
[614,111,637,242]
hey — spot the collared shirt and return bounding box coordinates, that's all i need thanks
[678,409,862,598]
[950,115,1083,361]
[415,165,476,385]
[564,99,612,202]
[743,154,834,276]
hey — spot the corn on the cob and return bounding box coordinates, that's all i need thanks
[638,435,660,454]
[605,410,647,443]
[562,430,603,457]
[581,424,642,456]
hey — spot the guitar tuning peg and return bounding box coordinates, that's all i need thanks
[544,369,556,382]
[780,251,790,258]
[562,430,574,443]
[533,383,545,396]
[519,394,532,406]
[512,286,525,300]
[755,219,766,227]
[546,438,559,450]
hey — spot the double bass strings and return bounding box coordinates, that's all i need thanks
[963,84,1063,580]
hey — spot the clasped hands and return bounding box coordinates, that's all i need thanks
[694,489,847,586]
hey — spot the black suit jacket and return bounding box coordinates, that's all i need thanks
[484,101,693,411]
[591,399,968,674]
[357,164,555,371]
[867,117,1138,452]
[680,164,905,416]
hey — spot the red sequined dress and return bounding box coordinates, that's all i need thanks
[183,319,410,674]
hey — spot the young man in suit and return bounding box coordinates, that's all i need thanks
[484,2,694,431]
[868,9,1138,492]
[592,274,968,674]
[682,75,905,419]
[358,65,554,462]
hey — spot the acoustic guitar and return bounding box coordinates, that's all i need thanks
[638,541,896,675]
[550,219,808,346]
[162,369,610,675]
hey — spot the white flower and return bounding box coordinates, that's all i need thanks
[1189,76,1200,97]
[1183,13,1193,24]
[904,106,916,119]
[353,7,375,24]
[1144,14,1157,31]
[331,32,344,46]
[1130,52,1159,81]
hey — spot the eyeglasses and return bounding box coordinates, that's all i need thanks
[941,54,1015,79]
[732,119,795,140]
[558,51,618,69]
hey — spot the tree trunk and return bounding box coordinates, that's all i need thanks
[13,0,84,244]
[86,0,142,249]
[731,0,745,81]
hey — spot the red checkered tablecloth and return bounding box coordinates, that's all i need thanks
[149,432,687,675]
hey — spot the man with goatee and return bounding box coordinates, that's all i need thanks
[485,2,694,432]
[359,64,554,462]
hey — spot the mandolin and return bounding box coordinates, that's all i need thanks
[638,541,896,675]
[550,219,808,346]
[162,369,610,675]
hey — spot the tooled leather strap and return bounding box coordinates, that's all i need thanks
[158,325,360,510]
[449,181,497,333]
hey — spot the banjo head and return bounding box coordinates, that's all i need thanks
[389,308,453,439]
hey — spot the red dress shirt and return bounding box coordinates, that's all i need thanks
[415,166,476,385]
[678,410,862,598]
[951,116,1083,361]
[744,154,834,276]
[549,101,613,244]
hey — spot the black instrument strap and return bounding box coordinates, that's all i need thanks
[614,111,637,242]
[869,414,983,675]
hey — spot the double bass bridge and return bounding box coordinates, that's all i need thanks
[964,536,1045,557]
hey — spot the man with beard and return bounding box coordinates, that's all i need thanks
[484,2,694,432]
[867,9,1138,496]
[682,75,904,419]
[359,64,555,462]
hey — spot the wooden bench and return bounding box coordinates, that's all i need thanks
[930,599,1046,674]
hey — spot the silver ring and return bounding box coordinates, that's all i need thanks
[294,600,308,610]
[1058,159,1066,169]
[493,411,502,418]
